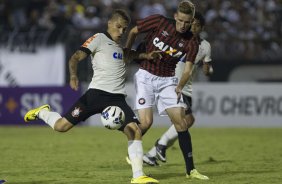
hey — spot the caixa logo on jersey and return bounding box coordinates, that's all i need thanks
[153,37,184,58]
[113,52,123,60]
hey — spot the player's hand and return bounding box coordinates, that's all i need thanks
[203,63,213,76]
[175,86,182,104]
[70,75,79,91]
[146,51,162,60]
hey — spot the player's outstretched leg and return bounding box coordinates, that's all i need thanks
[24,104,50,122]
[24,104,67,131]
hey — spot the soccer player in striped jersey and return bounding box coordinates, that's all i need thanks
[24,9,160,184]
[126,1,209,180]
[143,11,213,167]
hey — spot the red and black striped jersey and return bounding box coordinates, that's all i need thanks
[136,14,199,77]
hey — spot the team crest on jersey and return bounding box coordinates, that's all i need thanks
[179,39,185,47]
[138,98,146,105]
[71,107,82,117]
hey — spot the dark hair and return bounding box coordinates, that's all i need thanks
[178,0,195,16]
[194,11,205,27]
[110,9,131,23]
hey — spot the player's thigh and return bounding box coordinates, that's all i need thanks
[63,89,105,125]
[137,107,154,128]
[123,122,142,140]
[54,117,74,132]
[166,107,187,131]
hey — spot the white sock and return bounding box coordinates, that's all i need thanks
[38,109,61,129]
[146,146,157,157]
[158,125,178,146]
[128,140,144,178]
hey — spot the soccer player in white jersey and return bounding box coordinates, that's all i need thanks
[24,9,160,184]
[143,12,213,166]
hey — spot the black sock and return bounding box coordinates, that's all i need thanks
[178,130,195,174]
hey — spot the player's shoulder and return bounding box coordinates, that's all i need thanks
[201,39,211,46]
[86,33,102,43]
[98,32,116,43]
[89,33,101,38]
[143,14,164,20]
[92,32,111,40]
[96,32,106,39]
[148,14,173,24]
[200,39,211,49]
[163,15,174,23]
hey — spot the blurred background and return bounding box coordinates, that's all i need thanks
[0,0,282,127]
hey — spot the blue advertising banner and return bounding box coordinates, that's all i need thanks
[0,87,80,125]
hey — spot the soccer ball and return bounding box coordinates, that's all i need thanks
[101,106,125,130]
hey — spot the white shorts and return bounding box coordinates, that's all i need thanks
[134,69,186,115]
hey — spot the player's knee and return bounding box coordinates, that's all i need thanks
[174,122,188,131]
[54,120,73,132]
[139,123,152,136]
[54,124,68,132]
[124,123,142,139]
[139,118,153,133]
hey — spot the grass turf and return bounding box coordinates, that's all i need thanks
[0,126,282,184]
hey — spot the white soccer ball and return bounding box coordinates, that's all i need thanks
[101,106,125,130]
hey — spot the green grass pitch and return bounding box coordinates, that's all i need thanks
[0,126,282,184]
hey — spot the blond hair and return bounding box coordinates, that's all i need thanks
[110,9,131,23]
[178,0,195,17]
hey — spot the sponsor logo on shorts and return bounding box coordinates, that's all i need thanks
[138,98,146,105]
[71,107,82,118]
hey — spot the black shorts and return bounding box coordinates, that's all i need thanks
[182,94,192,115]
[64,89,139,131]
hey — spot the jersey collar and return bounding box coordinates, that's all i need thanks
[104,32,114,41]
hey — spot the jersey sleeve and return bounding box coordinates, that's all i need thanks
[136,14,163,33]
[80,33,101,54]
[184,37,199,64]
[203,41,212,63]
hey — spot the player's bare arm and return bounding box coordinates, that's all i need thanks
[125,26,138,49]
[68,50,88,91]
[176,61,193,102]
[123,49,162,64]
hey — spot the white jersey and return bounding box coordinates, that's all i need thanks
[81,33,127,95]
[175,39,212,97]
